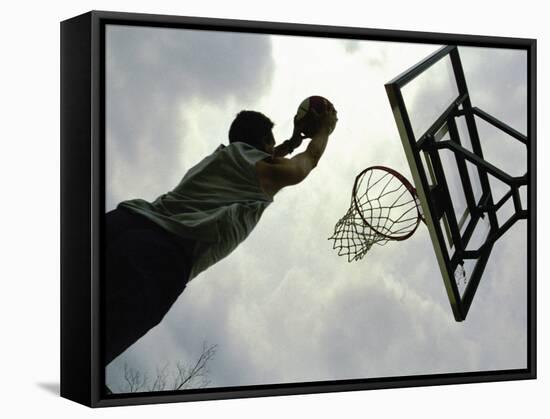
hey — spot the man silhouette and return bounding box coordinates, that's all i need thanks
[104,106,338,365]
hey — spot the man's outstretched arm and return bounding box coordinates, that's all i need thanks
[256,110,337,197]
[272,136,303,158]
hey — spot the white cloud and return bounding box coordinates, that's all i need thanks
[105,25,275,210]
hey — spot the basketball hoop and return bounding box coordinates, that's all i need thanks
[329,166,424,262]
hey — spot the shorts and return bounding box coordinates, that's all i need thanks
[104,206,195,366]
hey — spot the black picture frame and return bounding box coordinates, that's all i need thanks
[61,10,536,408]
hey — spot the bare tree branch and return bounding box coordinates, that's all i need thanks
[150,362,169,392]
[174,342,217,390]
[123,362,149,393]
[118,342,218,393]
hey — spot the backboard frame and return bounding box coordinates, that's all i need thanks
[385,45,528,321]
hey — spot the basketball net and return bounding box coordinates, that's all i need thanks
[329,166,424,262]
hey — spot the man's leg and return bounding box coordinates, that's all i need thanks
[104,207,194,366]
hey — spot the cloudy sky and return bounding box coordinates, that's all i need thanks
[104,24,528,392]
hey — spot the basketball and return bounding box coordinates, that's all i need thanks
[295,95,335,137]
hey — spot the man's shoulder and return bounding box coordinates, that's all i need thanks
[223,142,272,169]
[255,156,291,178]
[256,156,288,166]
[255,155,309,197]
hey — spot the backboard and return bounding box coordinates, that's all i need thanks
[385,46,528,321]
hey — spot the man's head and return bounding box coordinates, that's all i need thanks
[229,111,275,154]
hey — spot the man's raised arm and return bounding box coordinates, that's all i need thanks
[256,109,338,197]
